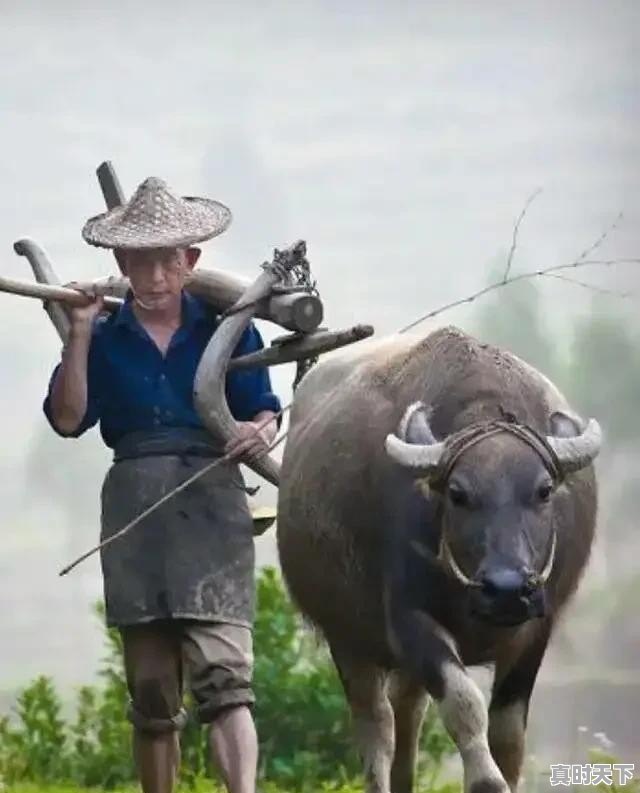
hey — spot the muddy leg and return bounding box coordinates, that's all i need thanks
[388,671,430,793]
[386,603,508,793]
[489,623,551,792]
[121,623,186,793]
[331,646,395,793]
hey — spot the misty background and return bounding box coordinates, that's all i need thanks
[1,0,638,774]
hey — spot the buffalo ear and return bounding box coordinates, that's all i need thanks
[549,410,582,438]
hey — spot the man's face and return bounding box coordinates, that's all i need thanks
[119,247,200,311]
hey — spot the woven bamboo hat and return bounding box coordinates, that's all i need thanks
[82,177,232,249]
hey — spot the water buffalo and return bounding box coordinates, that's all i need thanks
[276,326,602,793]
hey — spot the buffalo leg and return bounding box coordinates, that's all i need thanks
[436,654,509,793]
[488,624,551,792]
[388,671,429,793]
[386,606,508,793]
[331,646,395,793]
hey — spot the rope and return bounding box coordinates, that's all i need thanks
[430,418,563,493]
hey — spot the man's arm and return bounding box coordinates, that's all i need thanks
[44,297,103,436]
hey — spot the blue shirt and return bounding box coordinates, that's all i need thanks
[43,290,282,449]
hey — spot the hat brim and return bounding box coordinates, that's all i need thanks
[82,196,232,250]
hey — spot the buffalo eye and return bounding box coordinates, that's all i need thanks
[448,483,470,508]
[536,482,554,503]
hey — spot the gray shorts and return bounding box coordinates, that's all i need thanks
[120,619,254,732]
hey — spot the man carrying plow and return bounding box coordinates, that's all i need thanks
[42,176,282,793]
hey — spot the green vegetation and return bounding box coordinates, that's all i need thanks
[0,568,456,792]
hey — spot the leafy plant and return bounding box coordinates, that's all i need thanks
[0,567,455,790]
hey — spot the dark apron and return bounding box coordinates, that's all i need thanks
[99,428,255,629]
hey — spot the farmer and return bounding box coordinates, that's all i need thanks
[43,176,281,793]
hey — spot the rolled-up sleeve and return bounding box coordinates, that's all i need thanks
[43,334,102,438]
[226,323,282,426]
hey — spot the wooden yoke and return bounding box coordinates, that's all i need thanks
[10,161,375,510]
[96,161,127,273]
[70,270,323,334]
[12,162,126,346]
[10,161,373,378]
[94,161,324,334]
[14,239,71,344]
[5,160,379,550]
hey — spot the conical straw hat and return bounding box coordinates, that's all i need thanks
[82,176,232,249]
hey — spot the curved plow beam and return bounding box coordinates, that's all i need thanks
[14,238,71,343]
[194,241,308,487]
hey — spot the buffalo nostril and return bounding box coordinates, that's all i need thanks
[481,568,530,598]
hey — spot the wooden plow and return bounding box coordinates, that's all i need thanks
[2,161,374,536]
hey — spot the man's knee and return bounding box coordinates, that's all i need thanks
[120,624,186,735]
[127,674,189,734]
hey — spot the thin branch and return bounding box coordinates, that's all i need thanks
[503,187,543,282]
[574,212,624,263]
[552,257,640,272]
[542,272,634,299]
[399,282,499,332]
[569,259,640,267]
[399,256,636,334]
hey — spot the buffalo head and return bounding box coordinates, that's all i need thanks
[385,403,602,627]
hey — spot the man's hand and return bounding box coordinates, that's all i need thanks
[64,282,104,332]
[224,412,279,462]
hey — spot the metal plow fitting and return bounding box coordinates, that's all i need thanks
[194,241,309,487]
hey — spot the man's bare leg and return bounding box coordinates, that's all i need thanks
[209,705,258,793]
[121,622,184,793]
[133,730,181,793]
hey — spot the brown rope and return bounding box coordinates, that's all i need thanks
[431,418,563,492]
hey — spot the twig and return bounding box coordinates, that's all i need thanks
[59,410,289,576]
[574,212,624,263]
[542,272,634,299]
[573,258,640,266]
[399,256,636,334]
[503,188,543,282]
[399,243,639,334]
[551,257,640,273]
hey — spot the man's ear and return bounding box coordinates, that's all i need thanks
[185,247,201,270]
